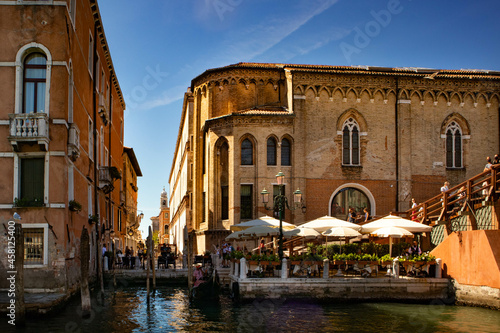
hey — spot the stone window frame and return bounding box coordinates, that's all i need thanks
[337,109,367,168]
[22,223,49,268]
[15,43,53,116]
[440,113,470,170]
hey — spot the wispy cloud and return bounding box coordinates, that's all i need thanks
[141,0,340,110]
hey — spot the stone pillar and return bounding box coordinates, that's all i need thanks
[397,99,413,211]
[435,258,442,278]
[323,259,329,279]
[239,258,247,279]
[234,262,239,277]
[104,256,108,271]
[281,258,288,279]
[392,258,399,278]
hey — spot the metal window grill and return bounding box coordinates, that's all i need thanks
[24,228,43,264]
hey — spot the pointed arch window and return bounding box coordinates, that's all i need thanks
[267,137,277,165]
[23,53,47,113]
[446,121,462,168]
[342,118,360,165]
[281,138,291,166]
[241,138,253,165]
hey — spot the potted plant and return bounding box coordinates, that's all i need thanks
[269,254,280,265]
[69,200,82,212]
[289,254,303,265]
[109,166,121,180]
[88,214,99,224]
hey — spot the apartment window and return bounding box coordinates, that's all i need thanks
[69,0,77,25]
[202,192,206,222]
[446,121,463,168]
[95,57,100,91]
[23,227,44,265]
[88,32,93,76]
[240,185,253,219]
[23,53,47,113]
[88,118,93,160]
[342,118,360,165]
[221,186,229,220]
[241,139,253,165]
[118,210,122,231]
[20,158,44,206]
[267,137,277,165]
[281,138,291,166]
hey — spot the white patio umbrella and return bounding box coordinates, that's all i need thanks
[299,215,362,232]
[360,214,432,233]
[322,227,362,253]
[241,225,280,238]
[283,226,320,239]
[371,226,413,257]
[230,215,295,231]
[225,229,246,241]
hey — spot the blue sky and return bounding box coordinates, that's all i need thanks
[97,0,500,236]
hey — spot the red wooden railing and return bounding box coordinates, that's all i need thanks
[402,165,500,228]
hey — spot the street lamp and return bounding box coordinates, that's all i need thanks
[261,171,304,261]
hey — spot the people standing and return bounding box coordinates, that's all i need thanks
[411,198,418,221]
[363,208,370,222]
[440,181,449,193]
[348,207,357,223]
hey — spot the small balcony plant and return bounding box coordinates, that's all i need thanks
[69,200,82,212]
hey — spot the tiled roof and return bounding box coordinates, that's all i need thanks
[193,62,500,82]
[234,106,289,115]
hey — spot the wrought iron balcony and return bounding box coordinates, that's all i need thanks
[8,113,49,151]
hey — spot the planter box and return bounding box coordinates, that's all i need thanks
[270,261,280,266]
[248,260,259,265]
[260,261,270,266]
[290,261,301,265]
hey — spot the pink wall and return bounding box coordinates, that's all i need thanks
[431,230,500,288]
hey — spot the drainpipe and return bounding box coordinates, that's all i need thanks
[395,76,399,211]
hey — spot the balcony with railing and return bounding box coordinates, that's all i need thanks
[8,113,49,151]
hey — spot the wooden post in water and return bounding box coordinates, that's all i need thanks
[80,226,91,318]
[187,231,194,293]
[151,227,156,289]
[146,226,152,304]
[14,222,25,326]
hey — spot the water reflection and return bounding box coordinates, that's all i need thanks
[1,286,499,332]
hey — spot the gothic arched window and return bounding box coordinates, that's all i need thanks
[267,137,277,166]
[446,121,462,168]
[281,138,291,166]
[342,118,360,165]
[241,138,253,165]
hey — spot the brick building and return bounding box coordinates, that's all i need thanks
[169,63,500,255]
[0,0,140,293]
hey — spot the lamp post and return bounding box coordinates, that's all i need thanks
[261,171,304,261]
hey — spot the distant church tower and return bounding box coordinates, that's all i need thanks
[159,187,170,244]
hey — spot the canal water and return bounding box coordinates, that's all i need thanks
[2,285,500,332]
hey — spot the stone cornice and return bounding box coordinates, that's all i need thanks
[204,113,294,131]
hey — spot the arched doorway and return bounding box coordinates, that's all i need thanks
[329,184,375,221]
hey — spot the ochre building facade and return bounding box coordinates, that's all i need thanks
[169,63,500,255]
[0,0,141,293]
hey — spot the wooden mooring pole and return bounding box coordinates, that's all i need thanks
[80,226,91,318]
[14,222,25,326]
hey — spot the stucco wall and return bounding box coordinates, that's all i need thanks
[431,230,500,289]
